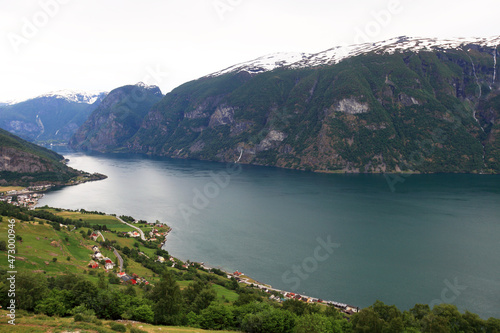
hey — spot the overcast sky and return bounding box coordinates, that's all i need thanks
[1,0,499,101]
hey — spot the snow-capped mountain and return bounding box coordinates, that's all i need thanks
[35,90,108,104]
[1,90,108,106]
[208,36,500,77]
[0,90,108,144]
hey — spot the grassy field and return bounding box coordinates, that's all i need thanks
[0,216,93,274]
[0,207,248,332]
[213,284,239,303]
[0,310,240,332]
[0,186,25,193]
[0,213,163,286]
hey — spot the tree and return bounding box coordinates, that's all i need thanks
[132,304,154,323]
[432,303,464,332]
[72,280,98,310]
[148,270,183,325]
[295,313,332,333]
[0,240,6,251]
[241,307,296,333]
[98,273,108,290]
[371,300,402,323]
[485,317,500,332]
[192,288,216,314]
[324,304,343,319]
[124,284,136,296]
[351,307,384,333]
[421,313,450,333]
[200,304,234,330]
[108,274,121,284]
[282,299,308,316]
[461,311,486,333]
[12,271,49,311]
[34,289,67,317]
[184,280,216,313]
[410,303,431,321]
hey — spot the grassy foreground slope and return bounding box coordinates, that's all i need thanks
[1,203,499,332]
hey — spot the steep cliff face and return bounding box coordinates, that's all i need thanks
[0,128,83,185]
[125,38,498,173]
[70,83,163,152]
[0,147,56,173]
[77,37,500,173]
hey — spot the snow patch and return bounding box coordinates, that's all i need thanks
[4,90,108,106]
[207,35,500,77]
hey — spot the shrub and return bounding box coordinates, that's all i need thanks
[74,313,84,322]
[109,322,127,332]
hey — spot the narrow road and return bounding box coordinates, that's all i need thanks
[97,230,105,242]
[115,216,146,241]
[113,247,123,272]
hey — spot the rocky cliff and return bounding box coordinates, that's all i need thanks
[0,128,85,185]
[70,83,163,152]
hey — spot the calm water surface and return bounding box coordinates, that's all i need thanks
[39,150,500,319]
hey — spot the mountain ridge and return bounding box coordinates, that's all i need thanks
[208,36,500,78]
[119,35,500,173]
[62,36,500,173]
[69,83,163,152]
[0,91,107,144]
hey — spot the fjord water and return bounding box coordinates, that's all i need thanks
[39,150,500,319]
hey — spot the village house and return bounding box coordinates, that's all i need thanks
[127,231,140,238]
[88,260,98,269]
[93,251,103,260]
[104,258,114,270]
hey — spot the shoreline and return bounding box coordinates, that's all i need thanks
[108,215,359,314]
[0,174,107,208]
[196,260,359,315]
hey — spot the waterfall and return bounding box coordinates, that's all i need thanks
[235,148,243,163]
[463,49,485,133]
[493,46,498,86]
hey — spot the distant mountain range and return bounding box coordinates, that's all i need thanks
[0,90,107,144]
[3,35,500,173]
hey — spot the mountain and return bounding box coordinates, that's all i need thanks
[80,36,500,173]
[0,128,91,185]
[0,90,107,144]
[69,83,163,152]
